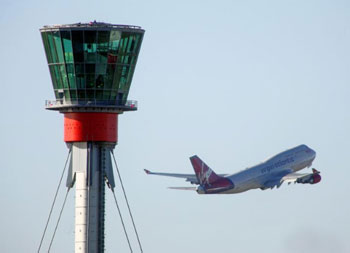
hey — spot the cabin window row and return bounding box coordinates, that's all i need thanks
[54,89,128,102]
[48,63,134,97]
[41,30,142,64]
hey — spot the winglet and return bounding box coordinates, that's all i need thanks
[144,169,151,174]
[312,168,320,174]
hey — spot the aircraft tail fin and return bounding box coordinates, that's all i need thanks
[190,155,222,187]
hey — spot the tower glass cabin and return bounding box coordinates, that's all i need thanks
[40,22,144,111]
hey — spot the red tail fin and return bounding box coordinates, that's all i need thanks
[190,155,235,193]
[190,155,221,186]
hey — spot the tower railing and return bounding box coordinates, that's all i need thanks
[45,99,138,110]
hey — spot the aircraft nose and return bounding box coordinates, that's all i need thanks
[309,148,316,159]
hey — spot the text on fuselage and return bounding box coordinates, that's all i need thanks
[261,157,295,174]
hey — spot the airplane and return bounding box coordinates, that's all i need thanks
[144,144,321,194]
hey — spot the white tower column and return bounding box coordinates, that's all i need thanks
[67,142,115,253]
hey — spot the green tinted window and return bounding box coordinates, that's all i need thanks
[95,90,103,100]
[126,34,135,54]
[41,32,53,63]
[53,31,64,63]
[95,64,106,75]
[103,89,111,101]
[59,65,69,89]
[97,31,110,64]
[49,65,58,89]
[75,64,85,89]
[86,74,95,89]
[85,64,95,89]
[130,34,143,65]
[130,56,138,66]
[64,89,71,100]
[47,32,58,63]
[120,55,132,65]
[131,34,141,54]
[125,65,135,90]
[95,75,104,89]
[86,90,94,99]
[66,63,76,89]
[112,65,122,90]
[135,34,143,54]
[118,33,129,57]
[54,90,59,99]
[110,90,118,101]
[77,89,86,100]
[72,31,84,62]
[61,31,73,63]
[70,90,77,100]
[122,66,135,100]
[119,65,130,91]
[105,64,115,90]
[52,65,63,89]
[85,63,95,74]
[95,64,106,90]
[84,31,97,62]
[119,92,127,103]
[108,31,121,64]
[85,63,95,89]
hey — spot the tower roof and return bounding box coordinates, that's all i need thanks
[40,22,144,32]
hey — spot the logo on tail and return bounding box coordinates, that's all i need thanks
[190,155,222,187]
[189,155,235,193]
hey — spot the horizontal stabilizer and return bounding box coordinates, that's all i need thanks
[168,187,197,191]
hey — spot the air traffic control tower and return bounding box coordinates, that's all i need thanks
[40,22,144,252]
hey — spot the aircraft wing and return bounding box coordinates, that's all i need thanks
[144,169,199,184]
[282,172,311,183]
[262,169,321,189]
[282,169,321,184]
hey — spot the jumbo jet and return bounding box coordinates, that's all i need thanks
[144,144,321,194]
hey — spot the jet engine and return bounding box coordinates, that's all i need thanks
[297,173,321,184]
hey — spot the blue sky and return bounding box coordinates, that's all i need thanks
[1,0,350,252]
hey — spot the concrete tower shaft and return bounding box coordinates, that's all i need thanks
[66,142,115,252]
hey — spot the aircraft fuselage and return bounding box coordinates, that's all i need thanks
[221,145,316,194]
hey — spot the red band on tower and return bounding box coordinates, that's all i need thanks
[64,113,118,142]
